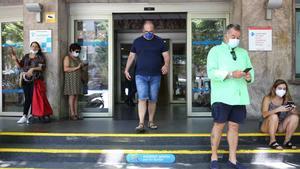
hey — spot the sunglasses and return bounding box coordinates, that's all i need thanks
[230,49,237,61]
[74,51,80,53]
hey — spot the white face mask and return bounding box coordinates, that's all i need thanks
[275,89,286,98]
[227,38,240,49]
[30,49,38,54]
[72,51,80,57]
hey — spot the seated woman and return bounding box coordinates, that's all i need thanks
[261,79,299,149]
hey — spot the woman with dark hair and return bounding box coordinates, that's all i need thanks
[261,79,299,149]
[10,41,48,124]
[64,43,84,120]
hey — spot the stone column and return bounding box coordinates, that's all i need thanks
[23,0,69,119]
[231,0,296,119]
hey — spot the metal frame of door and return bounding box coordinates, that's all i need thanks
[69,14,114,117]
[69,2,230,117]
[0,6,23,116]
[186,12,229,116]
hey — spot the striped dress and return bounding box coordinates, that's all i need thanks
[64,56,82,95]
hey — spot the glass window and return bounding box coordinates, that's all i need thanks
[1,21,24,112]
[172,43,186,102]
[191,18,226,112]
[74,20,109,113]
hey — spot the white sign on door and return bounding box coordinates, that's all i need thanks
[248,27,272,51]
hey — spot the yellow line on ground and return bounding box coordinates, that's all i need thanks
[0,132,299,137]
[0,148,300,154]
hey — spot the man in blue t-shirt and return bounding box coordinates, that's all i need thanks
[124,20,170,132]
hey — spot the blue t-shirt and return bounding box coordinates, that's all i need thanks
[130,35,168,76]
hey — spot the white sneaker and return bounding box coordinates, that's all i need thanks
[26,115,32,124]
[17,116,27,124]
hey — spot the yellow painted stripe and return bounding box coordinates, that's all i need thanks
[0,132,299,137]
[0,148,300,154]
[0,148,300,155]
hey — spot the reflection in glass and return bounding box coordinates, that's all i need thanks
[172,43,186,102]
[74,20,109,112]
[191,18,226,112]
[1,21,24,112]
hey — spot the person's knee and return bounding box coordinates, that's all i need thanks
[213,122,226,130]
[289,114,299,125]
[268,114,279,123]
[228,121,239,132]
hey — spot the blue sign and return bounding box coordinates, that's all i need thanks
[126,154,176,164]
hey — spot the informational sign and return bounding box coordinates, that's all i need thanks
[126,154,175,164]
[30,30,52,53]
[248,26,272,51]
[45,12,56,23]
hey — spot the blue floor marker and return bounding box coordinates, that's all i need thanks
[126,154,176,164]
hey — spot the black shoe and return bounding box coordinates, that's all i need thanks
[210,160,219,169]
[228,161,247,169]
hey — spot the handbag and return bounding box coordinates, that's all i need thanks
[18,72,33,87]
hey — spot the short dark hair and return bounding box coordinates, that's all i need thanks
[225,24,241,33]
[143,20,155,27]
[69,43,81,52]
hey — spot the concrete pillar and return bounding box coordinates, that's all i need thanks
[23,0,69,119]
[231,0,297,118]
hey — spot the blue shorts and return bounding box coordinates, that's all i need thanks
[211,102,247,124]
[135,75,161,102]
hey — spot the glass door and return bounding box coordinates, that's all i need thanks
[170,42,186,103]
[71,15,113,117]
[0,21,24,116]
[187,13,228,116]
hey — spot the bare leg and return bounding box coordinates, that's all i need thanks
[138,100,147,124]
[211,122,226,161]
[227,121,239,164]
[282,114,299,143]
[148,101,157,122]
[261,114,279,144]
[74,95,78,116]
[68,95,75,119]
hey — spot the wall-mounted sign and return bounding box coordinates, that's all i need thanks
[30,30,52,53]
[45,12,56,23]
[248,26,272,51]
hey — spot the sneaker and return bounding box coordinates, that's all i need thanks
[210,160,219,169]
[17,115,27,124]
[26,114,32,124]
[228,161,247,169]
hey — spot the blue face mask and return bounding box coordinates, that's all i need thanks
[143,32,154,40]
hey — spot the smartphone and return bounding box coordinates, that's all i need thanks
[243,68,252,73]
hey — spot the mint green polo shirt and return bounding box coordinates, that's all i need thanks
[207,42,254,106]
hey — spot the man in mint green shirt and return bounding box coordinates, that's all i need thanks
[207,24,254,169]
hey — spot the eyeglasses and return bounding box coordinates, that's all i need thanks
[230,49,237,61]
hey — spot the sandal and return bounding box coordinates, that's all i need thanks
[135,123,145,133]
[269,141,283,150]
[284,141,297,149]
[148,121,158,130]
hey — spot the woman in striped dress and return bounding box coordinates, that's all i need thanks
[64,43,83,120]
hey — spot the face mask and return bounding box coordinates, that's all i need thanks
[275,89,286,98]
[143,32,154,40]
[30,49,38,54]
[227,38,240,49]
[72,51,80,57]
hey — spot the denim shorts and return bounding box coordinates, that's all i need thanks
[211,102,247,124]
[135,75,161,102]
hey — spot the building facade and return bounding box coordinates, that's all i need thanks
[0,0,299,120]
